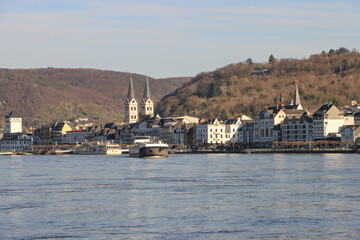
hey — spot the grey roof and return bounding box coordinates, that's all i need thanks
[143,77,151,101]
[52,122,66,131]
[126,77,135,101]
[5,111,21,118]
[225,119,239,125]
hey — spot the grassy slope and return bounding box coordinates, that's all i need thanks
[0,68,190,127]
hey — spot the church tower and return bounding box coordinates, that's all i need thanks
[293,83,303,110]
[140,77,154,118]
[124,77,138,125]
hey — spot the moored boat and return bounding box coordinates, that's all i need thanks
[138,143,169,158]
[0,151,13,156]
[73,142,129,155]
[129,142,169,158]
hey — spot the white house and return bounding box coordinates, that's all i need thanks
[5,111,22,134]
[313,104,344,139]
[196,119,227,144]
[225,118,242,143]
[254,108,287,143]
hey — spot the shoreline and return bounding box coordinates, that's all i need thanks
[171,149,358,154]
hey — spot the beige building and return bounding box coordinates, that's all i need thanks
[313,104,344,139]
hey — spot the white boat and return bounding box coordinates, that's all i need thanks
[0,151,13,156]
[73,142,129,155]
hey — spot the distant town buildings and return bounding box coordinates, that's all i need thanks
[0,111,33,152]
[1,80,359,152]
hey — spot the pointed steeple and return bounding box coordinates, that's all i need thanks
[140,76,154,118]
[293,83,303,110]
[294,84,301,106]
[127,77,135,101]
[143,77,151,101]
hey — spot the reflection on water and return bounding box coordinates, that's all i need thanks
[0,154,360,239]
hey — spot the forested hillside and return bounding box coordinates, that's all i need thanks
[157,48,360,119]
[0,68,191,127]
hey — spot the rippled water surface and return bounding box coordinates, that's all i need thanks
[1,154,360,239]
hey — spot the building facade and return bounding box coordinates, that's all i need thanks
[124,77,139,125]
[313,104,344,139]
[5,111,22,134]
[280,114,313,142]
[140,77,154,118]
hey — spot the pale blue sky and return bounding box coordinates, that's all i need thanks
[0,0,359,78]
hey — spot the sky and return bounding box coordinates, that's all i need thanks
[0,0,359,78]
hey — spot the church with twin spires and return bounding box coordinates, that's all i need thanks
[124,77,154,125]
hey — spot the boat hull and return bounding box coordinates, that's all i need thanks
[139,146,169,158]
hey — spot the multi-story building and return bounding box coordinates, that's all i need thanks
[52,122,72,145]
[238,121,254,143]
[65,129,90,144]
[281,113,313,142]
[0,133,33,152]
[254,84,306,143]
[225,118,242,143]
[354,112,360,124]
[5,111,22,134]
[254,107,287,143]
[341,125,360,146]
[159,121,179,144]
[0,112,33,152]
[196,119,227,144]
[312,103,344,139]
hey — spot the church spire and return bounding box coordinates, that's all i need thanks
[124,77,138,125]
[143,77,151,101]
[293,83,303,109]
[294,84,301,106]
[140,76,154,118]
[126,77,135,102]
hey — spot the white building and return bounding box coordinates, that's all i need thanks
[196,119,227,144]
[254,108,287,143]
[225,118,242,143]
[140,77,154,118]
[124,77,139,125]
[5,111,22,134]
[313,104,344,139]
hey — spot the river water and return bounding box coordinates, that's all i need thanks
[0,153,359,239]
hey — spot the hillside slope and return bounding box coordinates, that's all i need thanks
[0,68,190,126]
[157,48,360,119]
